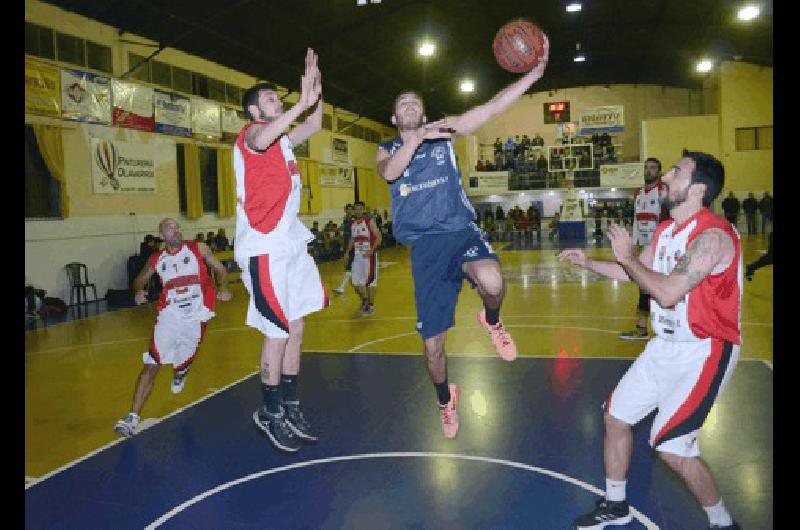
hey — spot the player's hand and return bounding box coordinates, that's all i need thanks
[134,290,148,305]
[526,34,550,82]
[608,222,636,264]
[299,48,321,110]
[557,248,588,268]
[216,289,232,302]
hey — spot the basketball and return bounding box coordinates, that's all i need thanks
[492,19,546,73]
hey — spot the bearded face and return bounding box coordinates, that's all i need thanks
[393,94,425,131]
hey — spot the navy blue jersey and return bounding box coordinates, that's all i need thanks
[379,137,475,244]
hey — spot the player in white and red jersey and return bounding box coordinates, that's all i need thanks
[346,200,382,315]
[236,49,328,454]
[560,152,742,530]
[620,157,671,340]
[114,218,232,438]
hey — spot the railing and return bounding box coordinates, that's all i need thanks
[506,169,601,190]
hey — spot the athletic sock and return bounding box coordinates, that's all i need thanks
[281,375,298,403]
[703,499,733,527]
[484,306,500,326]
[339,271,351,288]
[435,379,451,405]
[605,478,627,502]
[262,384,282,414]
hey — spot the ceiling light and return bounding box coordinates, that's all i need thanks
[566,2,582,12]
[357,0,367,5]
[737,5,760,21]
[574,54,586,62]
[696,59,714,73]
[460,80,475,93]
[418,42,435,57]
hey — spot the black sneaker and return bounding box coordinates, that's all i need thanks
[573,499,633,529]
[710,522,741,529]
[619,326,649,341]
[283,401,318,442]
[253,407,301,453]
[745,268,754,282]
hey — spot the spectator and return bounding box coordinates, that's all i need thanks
[504,136,516,156]
[215,228,230,251]
[206,231,217,251]
[495,205,505,221]
[721,191,740,228]
[533,133,544,147]
[309,221,324,259]
[536,153,548,172]
[195,233,205,244]
[503,215,515,241]
[758,191,773,234]
[476,159,485,171]
[742,192,759,236]
[548,212,560,240]
[139,234,157,261]
[745,225,773,281]
[513,135,524,158]
[493,137,503,157]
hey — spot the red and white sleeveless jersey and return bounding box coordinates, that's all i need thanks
[149,241,216,320]
[649,209,742,344]
[233,122,313,261]
[634,182,669,246]
[351,215,376,255]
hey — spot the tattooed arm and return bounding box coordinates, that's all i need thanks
[615,228,735,308]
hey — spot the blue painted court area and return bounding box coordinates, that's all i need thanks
[25,355,772,529]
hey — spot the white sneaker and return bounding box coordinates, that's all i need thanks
[114,413,140,438]
[171,368,189,394]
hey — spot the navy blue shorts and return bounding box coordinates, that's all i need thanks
[410,223,498,339]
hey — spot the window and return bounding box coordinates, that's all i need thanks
[225,84,243,106]
[25,125,61,219]
[176,144,187,214]
[198,147,218,212]
[322,113,332,131]
[25,22,55,60]
[208,78,226,103]
[56,32,85,66]
[736,126,772,151]
[128,53,150,82]
[172,66,193,93]
[151,61,172,87]
[86,40,112,73]
[193,74,209,98]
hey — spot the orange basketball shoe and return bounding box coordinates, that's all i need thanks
[438,383,460,439]
[478,309,518,361]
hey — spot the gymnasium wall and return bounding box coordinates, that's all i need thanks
[641,114,721,170]
[472,84,704,163]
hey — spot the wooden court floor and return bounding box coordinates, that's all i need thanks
[24,234,773,482]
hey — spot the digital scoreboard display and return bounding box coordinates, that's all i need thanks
[543,101,571,124]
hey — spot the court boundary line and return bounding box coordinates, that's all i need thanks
[142,452,659,530]
[24,369,258,490]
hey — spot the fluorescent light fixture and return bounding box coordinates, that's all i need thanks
[357,0,367,5]
[418,42,435,57]
[370,0,381,3]
[737,5,760,21]
[611,187,617,192]
[566,2,582,12]
[696,59,714,73]
[574,54,586,62]
[460,80,475,93]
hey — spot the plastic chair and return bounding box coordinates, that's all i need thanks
[65,263,99,316]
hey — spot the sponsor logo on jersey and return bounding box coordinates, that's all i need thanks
[183,256,190,264]
[431,145,447,166]
[464,246,479,258]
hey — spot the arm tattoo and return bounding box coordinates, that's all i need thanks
[673,232,720,288]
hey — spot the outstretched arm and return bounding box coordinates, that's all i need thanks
[438,35,549,137]
[609,224,734,308]
[376,122,453,183]
[558,238,656,282]
[246,48,321,152]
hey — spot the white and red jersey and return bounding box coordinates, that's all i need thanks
[649,209,742,344]
[149,241,216,321]
[351,215,377,256]
[233,122,313,262]
[634,181,669,246]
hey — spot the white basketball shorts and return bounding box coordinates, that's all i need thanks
[605,336,739,457]
[351,251,378,287]
[143,307,213,370]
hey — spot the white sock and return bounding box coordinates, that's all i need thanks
[338,271,351,288]
[703,499,732,526]
[605,478,627,502]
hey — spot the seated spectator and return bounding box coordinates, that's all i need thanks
[533,133,545,147]
[476,159,485,171]
[493,137,503,156]
[206,231,217,251]
[549,213,560,240]
[195,233,205,244]
[215,228,230,251]
[309,221,325,259]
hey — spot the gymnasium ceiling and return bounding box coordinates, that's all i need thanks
[41,0,773,127]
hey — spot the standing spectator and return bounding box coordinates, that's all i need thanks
[503,214,515,241]
[758,191,773,234]
[745,225,773,281]
[215,228,230,251]
[493,137,503,157]
[195,233,205,244]
[495,205,505,221]
[504,136,516,157]
[533,133,544,147]
[721,191,740,228]
[548,212,560,240]
[206,231,217,251]
[742,193,759,236]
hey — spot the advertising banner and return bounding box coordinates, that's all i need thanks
[61,69,111,124]
[599,162,644,188]
[466,171,510,196]
[111,79,155,131]
[154,89,191,137]
[91,138,158,194]
[579,105,624,135]
[191,97,221,138]
[25,58,61,117]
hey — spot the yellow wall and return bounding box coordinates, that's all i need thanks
[718,62,773,192]
[642,115,721,169]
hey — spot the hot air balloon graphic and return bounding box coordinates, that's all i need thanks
[95,140,120,190]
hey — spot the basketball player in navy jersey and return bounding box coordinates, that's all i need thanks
[376,36,549,438]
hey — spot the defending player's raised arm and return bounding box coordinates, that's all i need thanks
[288,56,323,145]
[615,227,734,308]
[377,124,454,182]
[439,35,549,137]
[246,48,320,152]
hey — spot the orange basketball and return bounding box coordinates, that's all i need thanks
[493,19,546,74]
